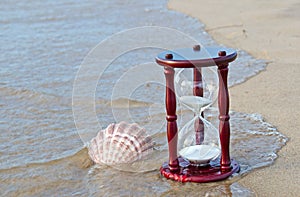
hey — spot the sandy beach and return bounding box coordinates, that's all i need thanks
[169,0,300,196]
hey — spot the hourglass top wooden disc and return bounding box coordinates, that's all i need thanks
[156,47,237,68]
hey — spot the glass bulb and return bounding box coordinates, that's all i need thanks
[175,67,220,165]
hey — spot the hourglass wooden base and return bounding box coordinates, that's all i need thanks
[160,157,240,183]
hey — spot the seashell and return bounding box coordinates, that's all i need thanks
[87,121,154,165]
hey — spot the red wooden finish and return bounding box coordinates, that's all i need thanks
[217,51,231,171]
[164,66,179,172]
[193,67,204,144]
[156,47,237,68]
[160,157,239,183]
[156,46,239,183]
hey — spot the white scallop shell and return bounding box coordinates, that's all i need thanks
[88,121,154,165]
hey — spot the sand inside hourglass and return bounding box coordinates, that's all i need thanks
[179,145,220,164]
[179,96,212,112]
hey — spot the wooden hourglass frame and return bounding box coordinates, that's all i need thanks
[155,45,240,183]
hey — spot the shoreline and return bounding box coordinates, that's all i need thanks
[168,0,300,196]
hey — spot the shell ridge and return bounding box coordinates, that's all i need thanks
[88,138,99,163]
[96,129,105,164]
[109,121,127,164]
[112,122,139,163]
[103,123,115,164]
[87,122,154,165]
[114,133,138,163]
[111,134,129,164]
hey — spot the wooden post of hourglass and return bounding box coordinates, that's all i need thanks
[164,53,179,172]
[217,50,231,171]
[193,67,204,144]
[193,45,205,145]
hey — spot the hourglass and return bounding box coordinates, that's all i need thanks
[156,45,240,183]
[175,67,220,166]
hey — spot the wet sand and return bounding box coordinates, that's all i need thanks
[169,0,300,196]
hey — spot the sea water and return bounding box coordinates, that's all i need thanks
[0,0,287,196]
